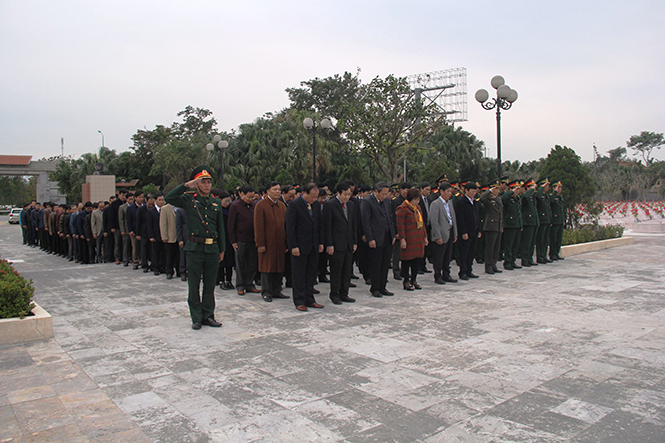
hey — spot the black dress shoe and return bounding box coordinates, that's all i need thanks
[557,256,565,260]
[364,278,372,286]
[262,294,273,302]
[417,270,425,275]
[340,296,356,303]
[154,271,160,275]
[537,259,547,264]
[443,276,458,283]
[351,274,360,280]
[504,263,514,270]
[272,293,290,299]
[319,276,330,283]
[349,282,357,288]
[380,289,394,296]
[202,317,222,327]
[422,268,433,273]
[371,291,383,298]
[485,268,495,275]
[435,277,446,285]
[331,298,342,305]
[123,262,129,267]
[521,261,531,267]
[181,276,188,281]
[166,274,173,280]
[531,261,538,266]
[468,273,479,278]
[133,265,139,270]
[512,264,522,269]
[192,323,202,330]
[313,288,320,294]
[492,266,502,273]
[226,282,235,289]
[219,282,229,290]
[459,274,469,280]
[393,274,402,280]
[143,268,150,273]
[546,258,554,263]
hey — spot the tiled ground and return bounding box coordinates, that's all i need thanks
[1,224,665,442]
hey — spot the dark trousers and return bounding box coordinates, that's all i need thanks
[78,237,88,263]
[520,225,537,264]
[401,258,419,284]
[67,236,74,259]
[87,239,95,264]
[186,251,219,324]
[318,251,328,279]
[140,237,151,269]
[218,266,233,283]
[368,233,392,293]
[483,230,501,269]
[433,233,454,279]
[95,236,104,263]
[457,234,477,277]
[536,224,551,261]
[355,240,370,279]
[122,233,131,264]
[502,228,521,266]
[283,251,292,286]
[291,245,319,307]
[235,241,257,290]
[179,244,187,277]
[113,230,122,262]
[549,224,563,259]
[261,272,282,298]
[104,234,114,262]
[329,249,353,300]
[165,242,179,276]
[151,240,165,272]
[391,240,401,276]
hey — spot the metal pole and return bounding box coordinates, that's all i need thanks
[312,127,317,183]
[496,103,502,179]
[404,157,407,182]
[220,150,224,190]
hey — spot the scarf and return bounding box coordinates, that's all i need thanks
[405,201,423,230]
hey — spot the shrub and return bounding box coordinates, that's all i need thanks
[562,224,624,246]
[0,259,35,319]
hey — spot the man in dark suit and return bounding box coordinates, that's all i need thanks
[455,181,481,280]
[418,181,433,274]
[175,205,188,281]
[323,182,357,305]
[147,192,166,275]
[136,194,155,272]
[286,183,324,312]
[361,182,396,298]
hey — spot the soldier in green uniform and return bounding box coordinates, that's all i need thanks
[501,179,524,270]
[479,179,504,274]
[165,165,226,330]
[519,179,538,267]
[535,177,552,264]
[549,180,565,261]
[475,182,488,264]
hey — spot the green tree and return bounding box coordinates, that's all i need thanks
[0,176,35,206]
[627,131,664,166]
[540,145,595,227]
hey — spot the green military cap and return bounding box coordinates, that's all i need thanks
[390,183,400,191]
[524,178,536,187]
[436,173,449,184]
[500,176,510,184]
[508,179,522,189]
[489,179,501,189]
[537,177,550,186]
[551,179,562,187]
[450,180,459,188]
[480,183,490,192]
[190,165,213,181]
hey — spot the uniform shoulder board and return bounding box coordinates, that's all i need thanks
[184,190,196,194]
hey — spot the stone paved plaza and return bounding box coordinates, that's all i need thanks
[1,222,665,442]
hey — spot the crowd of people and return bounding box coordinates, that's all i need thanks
[17,168,565,329]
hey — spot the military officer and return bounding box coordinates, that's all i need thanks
[165,165,226,330]
[501,180,524,270]
[519,179,539,267]
[479,180,503,274]
[535,177,552,264]
[475,182,488,265]
[549,180,565,261]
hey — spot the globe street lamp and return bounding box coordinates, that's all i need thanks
[303,117,332,183]
[206,135,229,189]
[475,75,518,178]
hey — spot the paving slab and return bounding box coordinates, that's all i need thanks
[1,224,665,442]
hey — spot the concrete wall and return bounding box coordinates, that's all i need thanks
[85,175,116,203]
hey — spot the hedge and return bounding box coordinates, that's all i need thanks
[562,224,624,246]
[0,259,35,319]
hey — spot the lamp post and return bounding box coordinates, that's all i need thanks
[303,117,332,183]
[475,75,518,178]
[97,130,104,148]
[206,135,229,190]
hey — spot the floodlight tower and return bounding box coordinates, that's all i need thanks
[475,75,518,178]
[407,68,468,123]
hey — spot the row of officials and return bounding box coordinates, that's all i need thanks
[17,166,565,330]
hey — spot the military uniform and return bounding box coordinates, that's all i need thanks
[475,184,488,264]
[549,181,565,260]
[501,180,523,270]
[479,181,504,274]
[165,166,226,328]
[535,178,552,264]
[519,180,539,266]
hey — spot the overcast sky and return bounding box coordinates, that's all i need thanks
[2,0,664,165]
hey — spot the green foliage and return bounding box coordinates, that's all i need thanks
[562,224,624,246]
[627,131,664,166]
[0,176,35,206]
[0,259,35,319]
[540,145,595,226]
[142,183,159,197]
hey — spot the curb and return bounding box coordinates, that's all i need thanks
[0,302,54,344]
[561,236,634,258]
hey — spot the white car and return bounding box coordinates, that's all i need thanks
[8,208,22,224]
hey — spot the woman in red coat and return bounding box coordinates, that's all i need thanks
[396,188,428,290]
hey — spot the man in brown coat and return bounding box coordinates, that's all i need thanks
[254,181,289,302]
[159,201,179,279]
